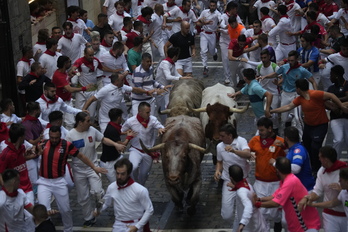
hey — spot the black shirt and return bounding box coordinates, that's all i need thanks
[169,31,194,60]
[101,123,121,162]
[327,82,348,120]
[92,24,113,42]
[18,73,51,102]
[36,219,56,232]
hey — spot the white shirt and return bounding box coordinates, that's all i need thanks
[334,8,348,36]
[261,17,276,34]
[257,63,280,95]
[253,0,276,19]
[101,181,154,228]
[103,0,118,17]
[94,83,133,124]
[122,115,164,149]
[66,126,104,167]
[36,95,82,122]
[156,59,181,86]
[150,13,164,42]
[316,13,329,29]
[16,58,35,94]
[199,9,221,32]
[100,52,129,85]
[67,18,87,35]
[43,126,68,140]
[326,53,348,80]
[281,1,302,32]
[216,136,250,181]
[235,184,267,231]
[337,190,348,218]
[244,28,261,62]
[165,7,198,33]
[0,189,33,232]
[38,51,62,79]
[1,113,22,128]
[33,43,47,56]
[269,16,296,45]
[312,166,345,214]
[58,34,87,63]
[74,57,102,86]
[108,12,131,32]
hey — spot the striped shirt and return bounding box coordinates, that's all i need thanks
[40,139,79,179]
[131,64,163,101]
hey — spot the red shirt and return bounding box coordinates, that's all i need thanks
[321,2,339,17]
[40,139,79,179]
[52,70,72,101]
[228,37,253,57]
[302,21,327,35]
[126,31,140,49]
[0,141,32,193]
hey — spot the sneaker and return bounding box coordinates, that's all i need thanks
[203,67,209,76]
[83,217,96,227]
[213,53,218,61]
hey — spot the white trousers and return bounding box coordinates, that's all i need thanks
[63,100,76,130]
[129,147,153,185]
[275,43,296,63]
[219,39,232,81]
[200,32,217,67]
[72,165,104,221]
[221,179,236,221]
[331,118,348,159]
[279,91,303,137]
[175,57,193,74]
[75,90,97,122]
[155,93,170,124]
[112,220,143,232]
[37,176,73,232]
[99,155,123,183]
[26,157,39,191]
[230,55,251,86]
[253,180,282,231]
[322,212,347,232]
[151,39,165,64]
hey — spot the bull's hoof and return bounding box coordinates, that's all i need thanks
[187,206,196,215]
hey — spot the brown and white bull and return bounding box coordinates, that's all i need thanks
[140,115,205,215]
[193,83,249,164]
[160,79,204,117]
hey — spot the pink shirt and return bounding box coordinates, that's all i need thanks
[273,174,321,231]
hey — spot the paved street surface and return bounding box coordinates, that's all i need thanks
[52,36,344,231]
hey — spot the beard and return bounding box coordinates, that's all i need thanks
[117,177,129,186]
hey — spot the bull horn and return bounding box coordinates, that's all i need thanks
[139,139,165,153]
[229,103,250,113]
[191,107,207,113]
[160,109,171,114]
[188,143,206,153]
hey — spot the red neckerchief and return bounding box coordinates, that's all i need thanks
[164,57,175,65]
[29,72,39,78]
[261,0,271,2]
[232,179,250,191]
[44,49,56,56]
[137,15,151,24]
[23,114,39,122]
[340,51,348,58]
[167,2,176,7]
[122,27,131,33]
[108,121,122,134]
[260,136,275,149]
[324,160,348,174]
[260,15,272,21]
[138,0,143,6]
[179,6,189,14]
[81,57,96,72]
[63,33,74,40]
[254,29,263,35]
[40,94,59,107]
[137,114,149,128]
[125,7,131,14]
[0,122,9,142]
[46,123,52,129]
[285,0,294,5]
[286,62,301,74]
[109,49,120,59]
[116,11,125,17]
[2,187,18,197]
[36,41,46,45]
[280,15,289,19]
[101,39,112,48]
[67,17,78,23]
[117,177,135,189]
[20,57,31,66]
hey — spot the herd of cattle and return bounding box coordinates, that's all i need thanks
[141,79,249,215]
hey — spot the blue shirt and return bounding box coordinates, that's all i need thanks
[286,142,315,191]
[83,19,95,42]
[241,79,267,118]
[298,46,320,73]
[276,64,312,92]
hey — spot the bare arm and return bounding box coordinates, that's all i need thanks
[214,160,223,181]
[264,91,273,118]
[102,137,126,153]
[82,96,98,111]
[164,41,172,57]
[76,152,107,174]
[270,102,296,113]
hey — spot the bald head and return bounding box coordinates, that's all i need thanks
[180,21,190,36]
[84,47,95,62]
